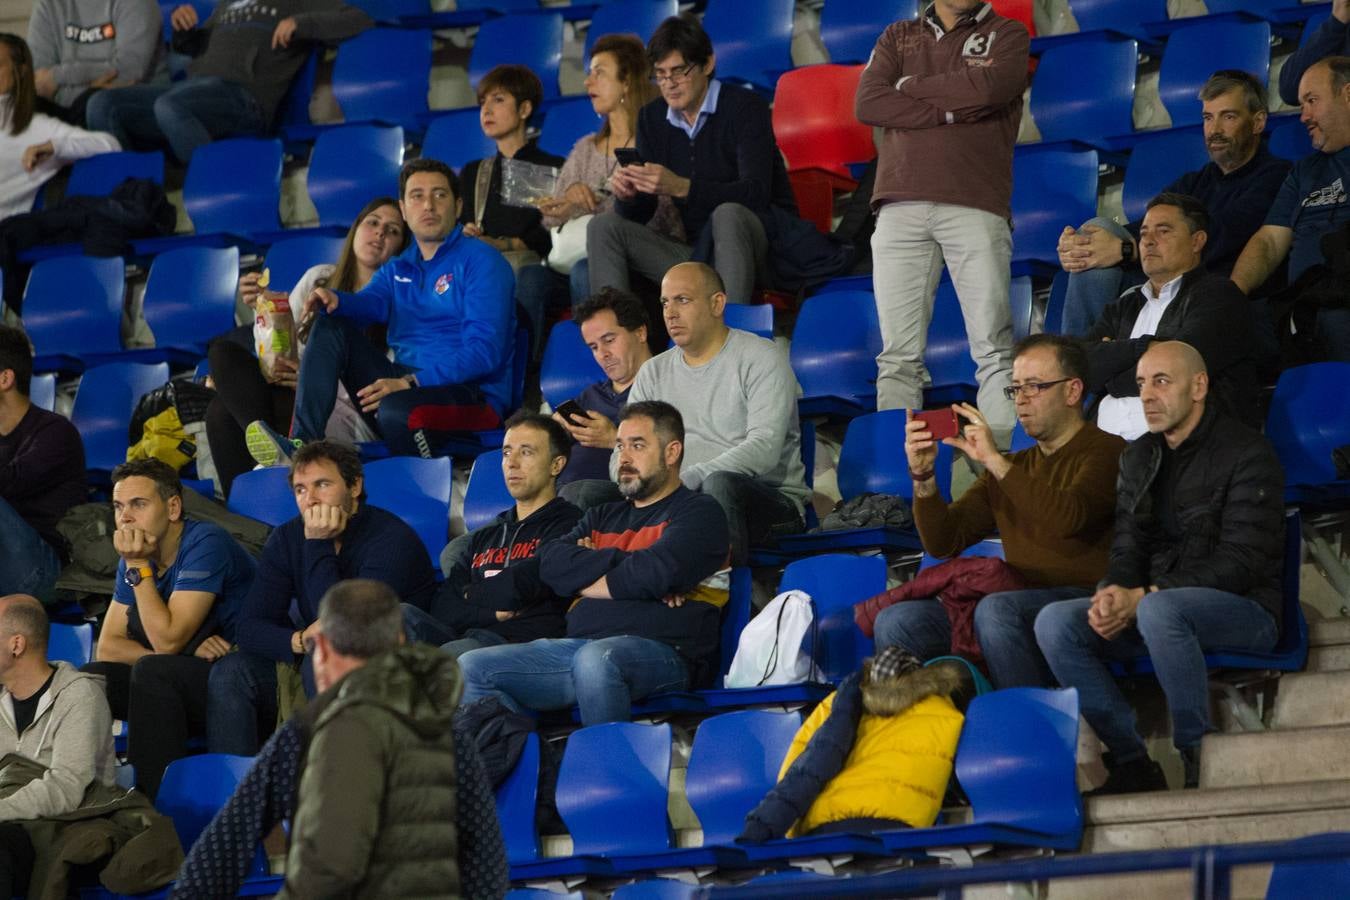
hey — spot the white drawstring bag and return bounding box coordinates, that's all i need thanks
[725,589,820,688]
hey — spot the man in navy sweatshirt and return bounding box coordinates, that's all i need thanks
[247,157,517,463]
[206,440,435,756]
[402,412,581,654]
[458,400,730,725]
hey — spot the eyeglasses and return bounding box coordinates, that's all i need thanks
[651,61,697,85]
[1002,378,1074,400]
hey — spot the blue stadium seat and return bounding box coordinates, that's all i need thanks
[65,150,164,198]
[133,246,240,366]
[920,537,1005,572]
[539,319,604,411]
[687,710,801,844]
[29,373,56,412]
[262,235,347,293]
[1066,0,1165,36]
[50,622,93,667]
[1029,36,1137,146]
[702,0,794,91]
[538,96,601,158]
[72,362,170,475]
[1265,833,1350,900]
[820,0,916,64]
[421,109,498,172]
[495,732,541,863]
[1044,270,1068,334]
[363,456,451,564]
[1009,419,1035,452]
[464,449,512,532]
[611,881,700,899]
[724,303,773,340]
[349,0,427,21]
[1011,147,1098,266]
[227,466,296,527]
[1268,115,1314,162]
[1121,127,1210,222]
[583,0,677,60]
[23,255,125,373]
[331,28,432,131]
[1266,363,1350,504]
[1203,0,1288,16]
[308,124,405,228]
[469,14,564,103]
[1009,275,1034,342]
[508,891,582,900]
[925,278,978,407]
[156,753,275,888]
[1157,20,1271,129]
[791,289,881,417]
[276,51,319,133]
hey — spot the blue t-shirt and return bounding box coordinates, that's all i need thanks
[113,519,257,645]
[1263,147,1350,282]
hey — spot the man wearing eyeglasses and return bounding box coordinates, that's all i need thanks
[871,334,1124,690]
[586,14,799,305]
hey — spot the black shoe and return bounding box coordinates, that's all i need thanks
[1085,756,1169,796]
[1179,745,1201,789]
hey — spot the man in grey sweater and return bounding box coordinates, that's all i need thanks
[628,261,808,564]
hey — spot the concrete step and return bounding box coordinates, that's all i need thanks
[1308,617,1350,673]
[1200,724,1350,789]
[1310,617,1350,647]
[1271,670,1350,729]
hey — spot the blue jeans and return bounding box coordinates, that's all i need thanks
[699,470,803,567]
[1034,588,1279,760]
[0,497,62,604]
[442,629,509,659]
[206,650,315,756]
[85,76,265,164]
[1061,265,1145,337]
[457,636,691,725]
[516,265,574,361]
[872,586,1082,689]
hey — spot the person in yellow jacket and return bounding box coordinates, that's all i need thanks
[739,646,969,840]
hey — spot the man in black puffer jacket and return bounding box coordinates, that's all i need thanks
[1035,341,1285,795]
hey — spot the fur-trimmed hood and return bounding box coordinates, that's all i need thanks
[860,660,966,717]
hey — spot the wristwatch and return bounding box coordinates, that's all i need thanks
[1120,240,1136,265]
[123,564,155,588]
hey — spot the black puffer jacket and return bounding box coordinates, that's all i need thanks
[1105,402,1285,624]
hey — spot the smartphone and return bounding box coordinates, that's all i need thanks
[613,147,645,168]
[914,409,960,441]
[555,400,587,425]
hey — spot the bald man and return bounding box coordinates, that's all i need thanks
[627,261,809,565]
[0,594,116,896]
[1034,342,1286,795]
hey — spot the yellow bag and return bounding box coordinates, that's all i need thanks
[126,406,196,470]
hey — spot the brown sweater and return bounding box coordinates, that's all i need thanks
[913,423,1125,589]
[855,2,1029,220]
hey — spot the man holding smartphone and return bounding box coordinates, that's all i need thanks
[875,335,1124,690]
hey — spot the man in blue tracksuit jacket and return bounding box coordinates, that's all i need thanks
[281,157,517,458]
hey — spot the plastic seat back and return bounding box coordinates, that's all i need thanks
[71,362,170,473]
[920,537,1005,572]
[1204,0,1286,14]
[142,246,240,355]
[1009,275,1034,342]
[470,14,563,103]
[227,466,297,527]
[1265,363,1350,487]
[422,109,498,172]
[464,449,512,532]
[836,409,954,503]
[611,881,699,899]
[363,456,451,564]
[183,137,283,236]
[1011,147,1098,263]
[820,0,916,64]
[495,732,541,862]
[277,51,319,129]
[23,255,125,371]
[308,124,405,227]
[29,373,57,412]
[1265,833,1350,900]
[990,0,1035,34]
[1029,37,1136,144]
[1268,115,1314,162]
[157,753,256,851]
[331,28,431,127]
[925,279,977,391]
[724,303,773,340]
[540,319,604,411]
[538,96,601,158]
[263,235,346,293]
[1068,0,1165,34]
[584,0,678,60]
[703,0,794,90]
[1121,127,1210,222]
[1158,21,1270,128]
[780,553,888,681]
[557,722,672,857]
[790,290,881,409]
[66,150,164,198]
[49,623,94,667]
[772,64,874,178]
[686,709,802,845]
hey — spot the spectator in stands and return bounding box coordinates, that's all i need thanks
[587,14,798,305]
[457,401,730,725]
[208,440,435,757]
[855,1,1029,435]
[172,579,507,899]
[0,34,120,221]
[0,594,117,899]
[403,413,580,655]
[629,262,807,565]
[85,0,371,164]
[1084,193,1259,438]
[873,334,1124,689]
[206,197,407,498]
[26,0,165,125]
[1232,57,1350,362]
[1036,341,1285,794]
[553,287,653,510]
[81,459,256,800]
[523,34,682,345]
[1278,0,1350,107]
[0,326,86,604]
[246,158,516,463]
[1058,70,1290,343]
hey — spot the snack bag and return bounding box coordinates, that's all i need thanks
[253,269,297,380]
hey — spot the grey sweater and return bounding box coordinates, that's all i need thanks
[629,328,809,512]
[27,0,166,107]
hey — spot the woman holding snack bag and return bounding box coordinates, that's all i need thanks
[204,197,407,497]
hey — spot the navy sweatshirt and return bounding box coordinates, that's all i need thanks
[237,504,437,662]
[540,486,730,678]
[556,379,628,486]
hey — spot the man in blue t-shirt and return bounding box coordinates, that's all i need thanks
[1232,57,1350,362]
[81,459,255,800]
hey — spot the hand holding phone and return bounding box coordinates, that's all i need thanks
[913,408,960,442]
[613,147,645,168]
[554,400,586,425]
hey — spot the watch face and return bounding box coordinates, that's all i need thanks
[124,567,144,587]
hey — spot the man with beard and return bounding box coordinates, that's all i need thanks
[1056,70,1290,339]
[456,401,731,725]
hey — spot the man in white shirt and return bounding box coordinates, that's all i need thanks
[1081,192,1259,438]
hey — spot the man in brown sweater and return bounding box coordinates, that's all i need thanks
[874,334,1124,688]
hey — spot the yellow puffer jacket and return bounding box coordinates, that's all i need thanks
[778,664,965,836]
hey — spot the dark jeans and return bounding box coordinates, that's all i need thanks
[83,654,213,800]
[206,650,314,756]
[0,496,62,605]
[516,264,589,361]
[699,471,804,567]
[85,76,266,164]
[294,315,499,457]
[558,478,622,512]
[206,328,295,498]
[0,823,35,899]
